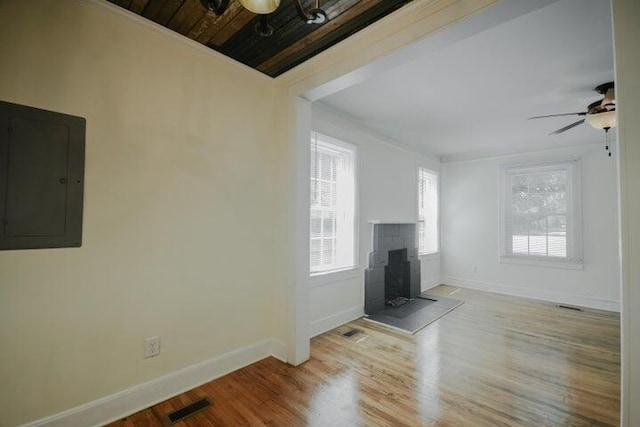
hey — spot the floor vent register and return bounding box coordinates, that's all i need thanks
[166,398,212,424]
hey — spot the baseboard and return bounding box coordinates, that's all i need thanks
[20,338,288,427]
[442,276,620,312]
[421,275,442,292]
[268,339,288,363]
[310,305,364,338]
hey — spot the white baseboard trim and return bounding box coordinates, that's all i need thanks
[421,275,442,292]
[20,338,288,427]
[268,339,288,363]
[442,276,620,312]
[310,305,364,338]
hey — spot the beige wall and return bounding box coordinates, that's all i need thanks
[0,1,277,425]
[613,0,640,425]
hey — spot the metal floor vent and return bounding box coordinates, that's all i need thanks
[343,328,361,337]
[557,304,584,312]
[166,398,211,424]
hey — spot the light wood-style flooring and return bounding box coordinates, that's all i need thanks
[108,286,620,426]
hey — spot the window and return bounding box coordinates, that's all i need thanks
[501,160,582,265]
[418,167,439,255]
[310,132,356,274]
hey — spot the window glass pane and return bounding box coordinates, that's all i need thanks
[320,181,332,207]
[320,152,333,181]
[310,178,318,205]
[512,235,529,255]
[529,217,548,256]
[310,210,322,239]
[310,239,321,268]
[322,238,335,266]
[310,132,356,274]
[548,215,567,257]
[418,167,439,255]
[503,162,577,261]
[322,211,335,237]
[310,149,317,181]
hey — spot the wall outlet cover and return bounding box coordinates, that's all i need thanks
[145,336,160,358]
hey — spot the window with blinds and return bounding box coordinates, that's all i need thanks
[418,167,439,255]
[310,132,356,274]
[501,160,582,263]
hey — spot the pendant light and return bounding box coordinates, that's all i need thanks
[239,0,280,14]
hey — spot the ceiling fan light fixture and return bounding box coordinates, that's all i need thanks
[240,0,280,14]
[586,110,617,130]
[601,88,616,108]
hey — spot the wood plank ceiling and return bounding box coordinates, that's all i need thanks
[108,0,413,77]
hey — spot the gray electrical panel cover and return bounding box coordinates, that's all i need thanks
[0,101,85,250]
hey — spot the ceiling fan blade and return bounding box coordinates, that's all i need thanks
[549,119,586,135]
[528,112,587,120]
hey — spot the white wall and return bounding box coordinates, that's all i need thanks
[612,0,640,423]
[308,104,441,336]
[0,1,279,425]
[441,143,620,311]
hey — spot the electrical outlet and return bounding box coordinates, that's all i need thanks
[145,336,160,358]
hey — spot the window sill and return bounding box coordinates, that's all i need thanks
[500,256,583,271]
[419,252,440,260]
[310,266,361,288]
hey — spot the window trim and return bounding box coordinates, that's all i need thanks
[309,131,358,276]
[499,159,583,269]
[309,266,362,287]
[417,165,440,256]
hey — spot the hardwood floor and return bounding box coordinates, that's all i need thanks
[107,286,620,426]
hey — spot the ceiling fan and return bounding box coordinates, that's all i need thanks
[200,0,328,37]
[528,82,616,135]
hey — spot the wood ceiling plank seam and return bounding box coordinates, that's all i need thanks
[118,0,134,7]
[265,0,410,76]
[271,0,410,75]
[166,0,192,31]
[156,0,188,26]
[190,1,244,44]
[324,0,365,19]
[129,0,150,14]
[238,21,324,68]
[207,8,256,46]
[223,0,347,69]
[167,0,208,34]
[142,0,170,20]
[256,0,383,73]
[181,8,210,35]
[256,0,382,73]
[186,11,217,39]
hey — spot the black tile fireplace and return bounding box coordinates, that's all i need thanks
[364,223,421,315]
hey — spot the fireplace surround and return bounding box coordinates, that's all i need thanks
[364,223,421,315]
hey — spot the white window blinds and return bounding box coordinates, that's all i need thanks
[418,167,439,255]
[310,132,356,274]
[501,160,582,262]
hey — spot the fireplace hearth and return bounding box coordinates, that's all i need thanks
[364,223,420,315]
